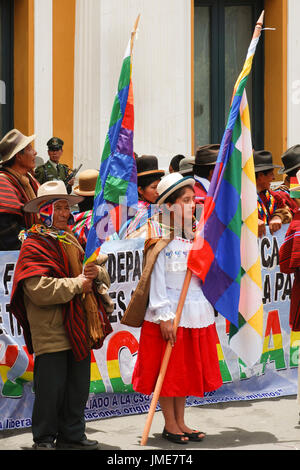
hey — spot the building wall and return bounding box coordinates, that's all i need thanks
[287,0,300,149]
[13,0,293,174]
[14,0,75,169]
[73,0,192,172]
[264,0,288,169]
[14,0,34,137]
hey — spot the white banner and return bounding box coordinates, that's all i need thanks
[0,226,298,431]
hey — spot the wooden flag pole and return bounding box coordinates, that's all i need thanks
[130,14,141,55]
[253,10,264,39]
[140,269,193,446]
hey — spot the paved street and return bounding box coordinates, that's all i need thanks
[0,395,299,453]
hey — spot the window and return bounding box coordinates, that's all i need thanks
[0,0,13,137]
[194,0,264,150]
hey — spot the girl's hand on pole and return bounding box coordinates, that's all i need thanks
[160,320,176,347]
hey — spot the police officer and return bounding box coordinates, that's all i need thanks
[35,137,75,194]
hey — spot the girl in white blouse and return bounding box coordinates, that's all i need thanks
[131,173,223,445]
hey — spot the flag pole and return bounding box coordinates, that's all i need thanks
[231,10,264,100]
[140,269,192,446]
[140,10,264,447]
[130,14,140,55]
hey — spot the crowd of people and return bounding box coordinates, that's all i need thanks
[1,127,300,449]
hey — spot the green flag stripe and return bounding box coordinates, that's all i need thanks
[118,56,131,91]
[103,175,129,204]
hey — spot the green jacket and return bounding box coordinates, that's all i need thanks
[35,161,71,193]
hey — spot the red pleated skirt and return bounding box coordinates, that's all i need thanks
[132,321,223,397]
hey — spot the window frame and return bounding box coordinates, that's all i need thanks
[0,0,14,136]
[194,0,264,149]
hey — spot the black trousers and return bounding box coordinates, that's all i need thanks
[32,350,91,444]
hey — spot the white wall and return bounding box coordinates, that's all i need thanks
[34,0,53,163]
[287,0,300,148]
[73,0,192,171]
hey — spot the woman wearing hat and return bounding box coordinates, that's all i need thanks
[122,173,222,444]
[274,145,300,216]
[69,169,99,245]
[254,150,292,237]
[9,180,112,450]
[124,155,165,238]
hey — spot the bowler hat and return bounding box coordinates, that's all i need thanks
[194,144,220,167]
[47,137,64,150]
[136,155,165,178]
[179,156,195,175]
[156,172,195,205]
[254,150,281,173]
[0,129,36,164]
[23,180,83,213]
[73,169,99,196]
[278,145,300,175]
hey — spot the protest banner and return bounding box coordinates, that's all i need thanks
[0,226,298,431]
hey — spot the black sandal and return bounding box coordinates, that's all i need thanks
[162,428,189,445]
[183,430,206,441]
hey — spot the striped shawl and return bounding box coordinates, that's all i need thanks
[0,169,39,227]
[9,233,112,361]
[279,211,300,330]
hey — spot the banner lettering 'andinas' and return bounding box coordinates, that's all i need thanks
[0,227,298,431]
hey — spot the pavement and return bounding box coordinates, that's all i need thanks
[0,395,300,455]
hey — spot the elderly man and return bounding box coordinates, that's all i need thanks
[9,180,112,450]
[0,128,40,250]
[35,137,74,193]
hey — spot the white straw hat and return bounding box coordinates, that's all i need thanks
[156,172,195,205]
[23,180,84,213]
[0,129,36,164]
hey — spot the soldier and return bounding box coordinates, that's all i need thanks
[35,137,75,193]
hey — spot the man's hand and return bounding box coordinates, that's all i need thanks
[78,263,99,294]
[160,319,176,347]
[79,275,93,294]
[83,262,99,280]
[258,219,266,238]
[269,215,282,234]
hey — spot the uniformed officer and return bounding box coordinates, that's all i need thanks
[35,137,75,194]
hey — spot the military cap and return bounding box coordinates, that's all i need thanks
[47,137,64,150]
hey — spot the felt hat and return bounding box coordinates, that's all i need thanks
[73,169,99,196]
[179,156,195,175]
[23,180,83,213]
[278,145,300,175]
[156,172,195,205]
[194,144,220,167]
[47,137,64,150]
[0,129,36,164]
[254,150,281,173]
[136,155,165,178]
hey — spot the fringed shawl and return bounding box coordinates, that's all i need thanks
[9,231,112,360]
[279,212,300,331]
[0,169,39,227]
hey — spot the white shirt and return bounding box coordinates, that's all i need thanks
[144,237,216,328]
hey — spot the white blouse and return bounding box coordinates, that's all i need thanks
[144,237,216,328]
